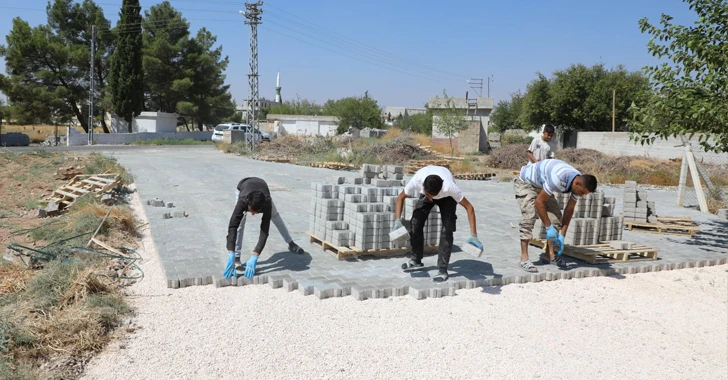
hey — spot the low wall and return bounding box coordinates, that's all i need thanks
[67,127,212,146]
[576,132,726,161]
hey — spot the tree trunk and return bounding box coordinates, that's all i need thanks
[100,114,110,134]
[126,115,133,133]
[69,99,88,132]
[197,120,203,131]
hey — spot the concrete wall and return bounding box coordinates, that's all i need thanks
[266,114,339,136]
[67,126,211,146]
[431,120,488,153]
[576,132,727,160]
[106,111,178,133]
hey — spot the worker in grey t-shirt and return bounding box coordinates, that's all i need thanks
[528,124,557,163]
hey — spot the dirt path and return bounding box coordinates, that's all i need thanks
[81,190,728,380]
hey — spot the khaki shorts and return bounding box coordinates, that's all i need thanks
[513,178,562,240]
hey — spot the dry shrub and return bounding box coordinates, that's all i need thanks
[412,133,432,147]
[450,159,476,174]
[356,135,434,165]
[486,144,529,169]
[382,128,403,141]
[0,263,35,295]
[429,143,460,156]
[59,268,113,307]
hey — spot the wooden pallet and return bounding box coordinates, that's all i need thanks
[528,239,659,264]
[251,155,294,163]
[404,160,451,174]
[624,216,699,237]
[49,174,121,208]
[307,232,436,260]
[453,172,496,181]
[309,162,358,170]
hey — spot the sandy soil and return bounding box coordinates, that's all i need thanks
[82,190,728,380]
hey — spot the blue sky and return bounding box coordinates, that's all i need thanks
[0,0,697,108]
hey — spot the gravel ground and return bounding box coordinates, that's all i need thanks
[81,191,728,380]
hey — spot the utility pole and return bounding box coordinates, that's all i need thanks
[241,2,263,152]
[611,89,616,133]
[88,25,96,145]
[487,75,493,98]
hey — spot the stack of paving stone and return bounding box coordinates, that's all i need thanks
[622,180,657,223]
[533,191,623,246]
[310,164,437,251]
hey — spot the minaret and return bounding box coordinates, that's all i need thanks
[275,71,282,103]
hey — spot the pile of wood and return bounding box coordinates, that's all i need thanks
[404,159,451,174]
[453,173,496,181]
[40,174,121,216]
[308,162,358,170]
[54,166,85,180]
[251,154,294,163]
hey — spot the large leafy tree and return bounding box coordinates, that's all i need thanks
[175,28,235,130]
[491,91,524,132]
[519,64,647,131]
[142,1,189,113]
[109,0,144,132]
[0,0,112,131]
[629,0,728,153]
[326,92,383,134]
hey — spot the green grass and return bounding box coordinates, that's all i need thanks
[130,138,213,146]
[22,196,40,210]
[84,153,134,184]
[86,294,131,332]
[25,261,84,310]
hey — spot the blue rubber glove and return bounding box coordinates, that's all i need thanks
[466,234,483,250]
[392,218,403,233]
[545,225,558,241]
[223,252,236,279]
[555,234,565,256]
[244,255,258,278]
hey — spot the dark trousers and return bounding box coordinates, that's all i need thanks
[409,194,458,272]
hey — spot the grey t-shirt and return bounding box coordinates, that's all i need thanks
[528,137,557,163]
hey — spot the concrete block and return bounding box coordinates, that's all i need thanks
[389,226,409,246]
[173,211,188,218]
[462,243,483,257]
[148,198,165,207]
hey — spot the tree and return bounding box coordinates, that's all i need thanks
[269,96,323,115]
[399,111,433,135]
[629,0,728,153]
[142,1,190,113]
[432,90,468,156]
[175,28,235,130]
[491,91,523,132]
[0,0,112,131]
[109,0,144,132]
[519,64,647,131]
[327,92,383,134]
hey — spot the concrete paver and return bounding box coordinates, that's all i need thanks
[107,146,728,299]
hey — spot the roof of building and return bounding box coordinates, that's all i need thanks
[266,114,339,122]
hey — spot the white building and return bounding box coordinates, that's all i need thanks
[265,114,339,137]
[427,96,493,153]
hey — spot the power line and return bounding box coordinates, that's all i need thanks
[264,3,469,80]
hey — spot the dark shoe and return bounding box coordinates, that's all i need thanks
[551,256,568,268]
[288,242,304,254]
[401,259,424,272]
[433,271,449,282]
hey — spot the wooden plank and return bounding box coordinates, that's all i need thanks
[685,150,710,213]
[307,232,436,260]
[528,239,658,264]
[65,185,90,194]
[53,189,81,200]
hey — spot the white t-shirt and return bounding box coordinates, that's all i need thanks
[404,166,464,202]
[528,137,557,163]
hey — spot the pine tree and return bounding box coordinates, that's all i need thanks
[109,0,144,132]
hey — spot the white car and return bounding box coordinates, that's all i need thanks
[211,123,261,144]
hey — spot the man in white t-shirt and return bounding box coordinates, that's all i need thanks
[527,124,557,163]
[392,166,482,282]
